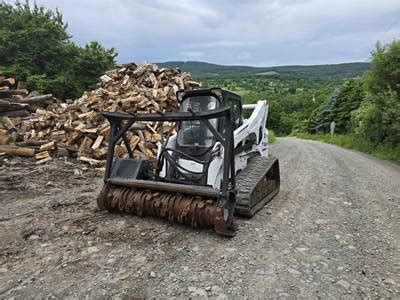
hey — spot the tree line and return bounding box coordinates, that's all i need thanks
[0,1,117,99]
[310,41,400,148]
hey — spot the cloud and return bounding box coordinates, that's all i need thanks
[32,0,400,65]
[184,41,259,49]
[180,51,204,58]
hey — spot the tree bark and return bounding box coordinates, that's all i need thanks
[0,145,35,156]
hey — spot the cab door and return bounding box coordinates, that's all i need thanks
[225,97,243,129]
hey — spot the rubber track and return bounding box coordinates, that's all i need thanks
[235,155,280,217]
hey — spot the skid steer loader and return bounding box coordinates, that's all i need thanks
[97,88,280,236]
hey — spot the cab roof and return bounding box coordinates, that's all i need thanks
[176,88,241,103]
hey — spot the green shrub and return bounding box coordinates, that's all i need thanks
[350,100,383,143]
[268,130,276,144]
[295,133,400,164]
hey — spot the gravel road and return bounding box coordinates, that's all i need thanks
[0,137,399,298]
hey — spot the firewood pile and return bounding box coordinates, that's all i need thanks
[0,63,199,166]
[0,75,55,118]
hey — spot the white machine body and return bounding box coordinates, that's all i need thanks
[158,100,269,189]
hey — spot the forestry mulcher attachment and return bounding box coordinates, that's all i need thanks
[97,88,280,236]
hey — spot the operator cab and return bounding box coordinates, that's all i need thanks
[176,88,242,152]
[158,88,242,185]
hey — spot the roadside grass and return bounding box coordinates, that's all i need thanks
[294,133,400,164]
[268,130,277,144]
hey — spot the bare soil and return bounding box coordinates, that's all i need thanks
[0,137,399,298]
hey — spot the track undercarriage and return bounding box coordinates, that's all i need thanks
[235,155,280,217]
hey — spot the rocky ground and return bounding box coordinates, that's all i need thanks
[0,137,399,298]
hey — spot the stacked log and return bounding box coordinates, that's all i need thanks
[0,74,56,117]
[0,63,200,166]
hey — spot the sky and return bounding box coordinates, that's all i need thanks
[34,0,400,66]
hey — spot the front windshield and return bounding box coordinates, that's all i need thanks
[177,95,219,147]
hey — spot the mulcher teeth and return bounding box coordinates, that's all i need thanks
[97,183,236,236]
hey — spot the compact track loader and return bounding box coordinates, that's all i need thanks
[97,88,280,236]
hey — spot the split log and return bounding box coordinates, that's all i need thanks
[129,135,140,150]
[0,145,35,157]
[1,117,16,130]
[115,145,128,157]
[3,78,15,86]
[93,148,108,159]
[83,128,97,134]
[78,136,93,154]
[138,142,153,158]
[0,130,11,145]
[75,123,86,132]
[67,131,82,145]
[78,156,105,167]
[91,135,103,150]
[39,141,55,152]
[50,130,66,138]
[35,151,50,160]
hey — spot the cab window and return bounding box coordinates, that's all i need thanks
[177,95,219,147]
[226,98,243,128]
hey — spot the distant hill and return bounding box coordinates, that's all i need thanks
[157,61,370,79]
